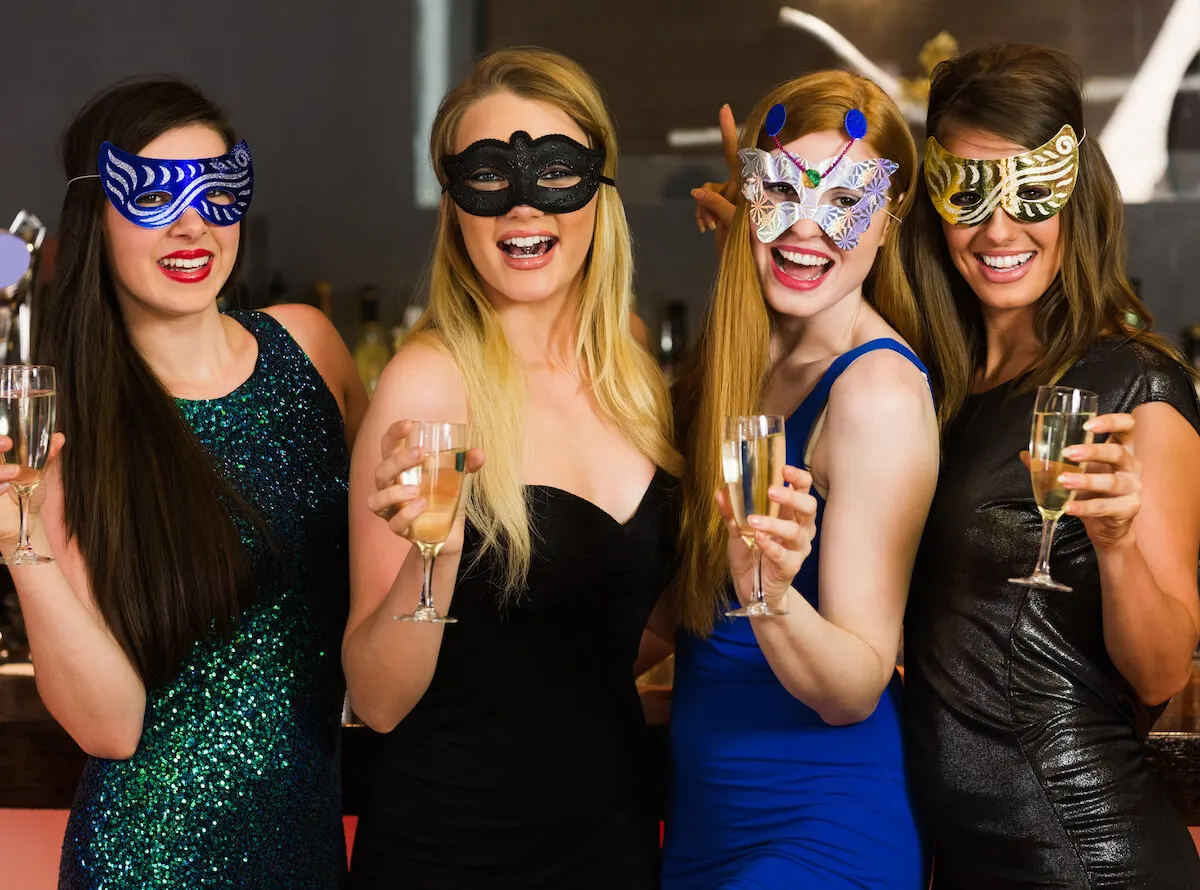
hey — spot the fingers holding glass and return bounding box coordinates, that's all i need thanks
[0,365,57,565]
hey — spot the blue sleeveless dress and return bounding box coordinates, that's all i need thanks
[59,311,350,889]
[663,339,930,890]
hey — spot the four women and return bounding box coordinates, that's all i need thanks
[7,38,1198,890]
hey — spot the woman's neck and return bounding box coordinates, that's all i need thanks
[975,303,1041,391]
[771,289,866,369]
[488,281,582,372]
[120,298,250,397]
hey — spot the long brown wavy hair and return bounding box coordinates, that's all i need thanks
[901,43,1191,425]
[36,79,263,688]
[675,70,929,636]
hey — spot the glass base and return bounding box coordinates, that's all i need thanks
[394,606,457,624]
[725,600,788,618]
[1,551,53,566]
[1008,572,1072,592]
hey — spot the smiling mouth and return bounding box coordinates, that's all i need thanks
[977,251,1035,271]
[158,255,212,272]
[772,246,832,281]
[498,235,558,258]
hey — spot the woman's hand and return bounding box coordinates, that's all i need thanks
[716,465,819,609]
[365,420,485,557]
[1059,413,1141,550]
[0,432,65,547]
[692,103,741,255]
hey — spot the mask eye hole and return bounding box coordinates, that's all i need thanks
[464,167,509,192]
[134,191,172,208]
[204,188,236,206]
[765,181,799,200]
[823,188,863,209]
[949,190,982,208]
[537,165,582,189]
[1017,184,1052,201]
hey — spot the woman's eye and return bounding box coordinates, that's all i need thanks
[465,169,508,191]
[205,188,236,206]
[949,191,982,208]
[1017,185,1052,201]
[537,166,583,188]
[133,191,171,208]
[826,191,862,209]
[766,181,798,200]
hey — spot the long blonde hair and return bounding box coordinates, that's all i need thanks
[414,47,682,595]
[675,70,928,635]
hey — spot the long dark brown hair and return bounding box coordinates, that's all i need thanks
[902,44,1190,425]
[36,78,262,688]
[675,70,929,635]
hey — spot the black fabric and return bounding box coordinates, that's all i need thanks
[905,338,1200,889]
[349,469,679,890]
[440,130,614,217]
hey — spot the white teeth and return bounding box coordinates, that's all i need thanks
[501,235,554,247]
[158,255,211,270]
[980,252,1034,270]
[776,248,829,266]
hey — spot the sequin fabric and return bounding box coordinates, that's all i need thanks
[59,311,350,889]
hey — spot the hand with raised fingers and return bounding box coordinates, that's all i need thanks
[365,420,485,557]
[716,465,819,610]
[691,103,741,255]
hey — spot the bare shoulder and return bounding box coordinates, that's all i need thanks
[261,303,341,353]
[825,347,936,446]
[373,333,468,420]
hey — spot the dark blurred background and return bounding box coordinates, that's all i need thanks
[1,0,1196,347]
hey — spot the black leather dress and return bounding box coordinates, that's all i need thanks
[905,339,1200,889]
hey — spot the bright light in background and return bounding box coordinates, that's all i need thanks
[413,0,452,208]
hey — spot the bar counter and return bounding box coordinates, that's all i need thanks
[3,663,1200,822]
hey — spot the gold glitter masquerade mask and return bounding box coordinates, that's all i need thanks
[923,124,1079,227]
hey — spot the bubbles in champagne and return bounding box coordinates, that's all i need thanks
[722,432,785,548]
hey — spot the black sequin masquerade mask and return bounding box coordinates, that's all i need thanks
[440,130,615,217]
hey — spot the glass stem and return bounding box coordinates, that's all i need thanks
[14,489,31,556]
[1034,513,1060,579]
[752,546,765,606]
[419,543,439,612]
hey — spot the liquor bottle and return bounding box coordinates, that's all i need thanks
[353,286,391,395]
[313,280,334,319]
[391,304,426,354]
[658,301,688,385]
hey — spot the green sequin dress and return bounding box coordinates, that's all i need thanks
[59,312,350,889]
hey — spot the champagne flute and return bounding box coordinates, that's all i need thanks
[394,421,470,624]
[722,414,788,617]
[0,365,56,566]
[1009,385,1099,592]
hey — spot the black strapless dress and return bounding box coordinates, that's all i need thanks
[349,469,679,890]
[905,339,1200,889]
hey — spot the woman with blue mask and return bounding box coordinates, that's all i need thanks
[0,78,366,888]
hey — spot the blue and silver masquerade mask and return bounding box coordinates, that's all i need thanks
[98,140,254,228]
[440,130,614,217]
[739,105,897,250]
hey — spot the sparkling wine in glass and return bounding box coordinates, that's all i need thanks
[394,421,470,624]
[0,365,56,566]
[722,414,788,617]
[1008,385,1099,592]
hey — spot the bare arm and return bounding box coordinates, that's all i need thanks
[342,342,480,731]
[1061,403,1200,705]
[2,442,146,758]
[746,355,938,725]
[633,588,677,677]
[265,303,368,446]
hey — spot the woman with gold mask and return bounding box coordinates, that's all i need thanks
[902,43,1200,887]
